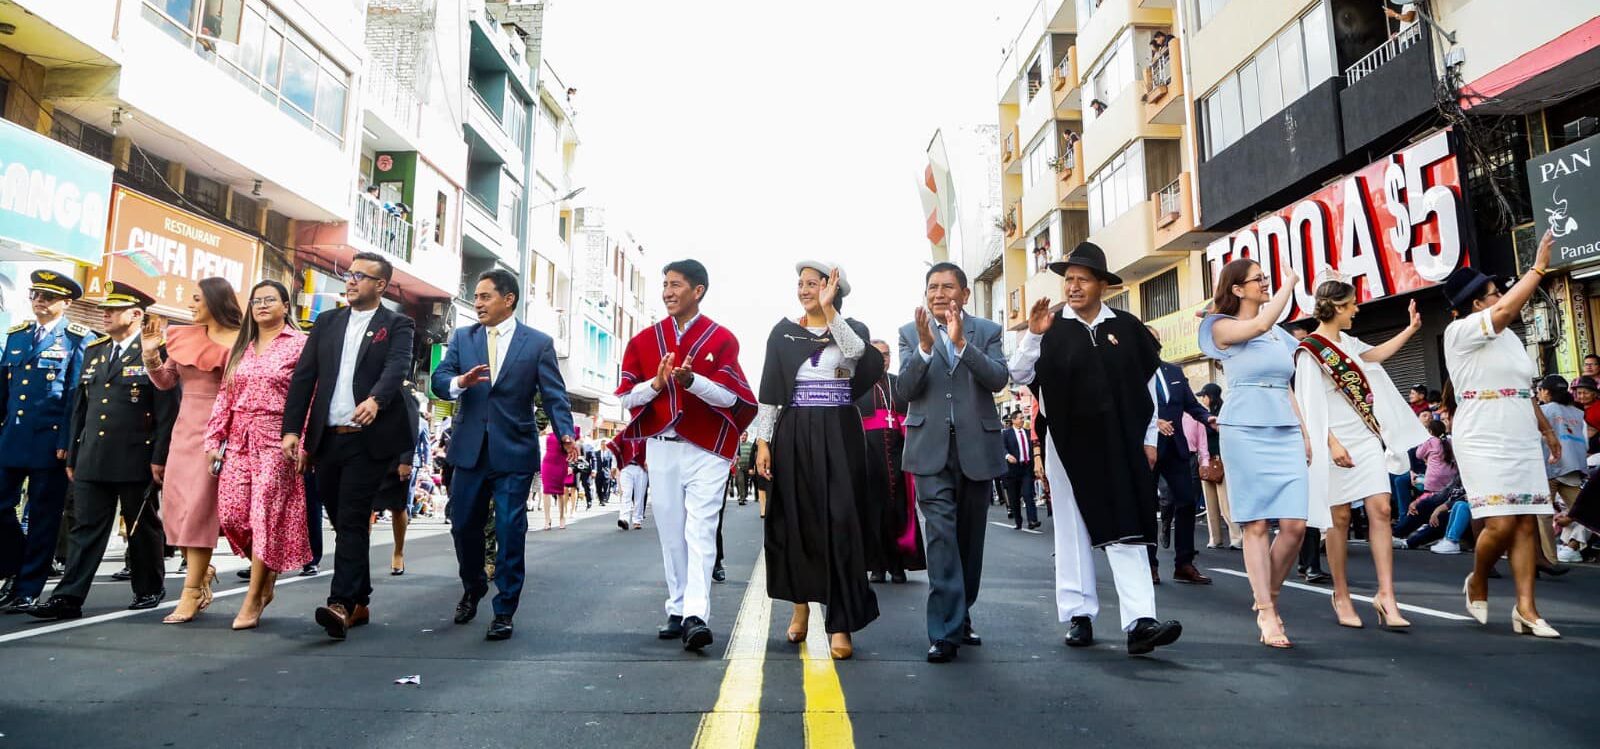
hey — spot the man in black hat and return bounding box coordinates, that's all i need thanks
[0,271,93,612]
[1008,242,1182,656]
[30,282,175,620]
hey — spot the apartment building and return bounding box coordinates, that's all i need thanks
[523,59,581,362]
[995,0,1215,380]
[567,206,654,437]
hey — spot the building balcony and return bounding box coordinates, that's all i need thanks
[1081,83,1182,177]
[465,89,521,167]
[1141,40,1184,126]
[1197,78,1344,229]
[362,65,423,146]
[1005,200,1026,250]
[292,191,458,300]
[1051,47,1082,117]
[351,192,414,263]
[1055,140,1086,206]
[462,192,517,265]
[1077,0,1171,80]
[1340,23,1436,153]
[1091,198,1157,282]
[1002,126,1020,172]
[1150,172,1207,252]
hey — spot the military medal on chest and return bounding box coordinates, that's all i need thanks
[130,383,140,404]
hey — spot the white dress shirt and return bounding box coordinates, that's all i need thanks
[328,306,378,427]
[1008,303,1161,448]
[448,316,517,397]
[113,329,140,361]
[619,313,737,438]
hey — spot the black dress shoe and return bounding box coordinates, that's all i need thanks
[454,590,485,624]
[301,564,319,577]
[1065,616,1094,647]
[960,623,982,647]
[1160,517,1172,549]
[868,571,885,583]
[712,562,726,583]
[235,569,252,581]
[1014,522,1023,530]
[486,615,514,641]
[1028,521,1042,530]
[4,595,37,614]
[127,589,166,610]
[1537,563,1570,577]
[27,595,83,620]
[681,616,713,651]
[618,519,630,530]
[1304,571,1331,584]
[658,614,684,639]
[890,571,907,584]
[0,581,15,609]
[1126,617,1183,656]
[926,640,958,663]
[110,566,132,581]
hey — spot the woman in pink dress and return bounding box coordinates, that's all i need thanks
[144,277,241,624]
[205,280,310,629]
[541,426,569,530]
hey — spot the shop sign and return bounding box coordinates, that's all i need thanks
[1528,131,1600,269]
[1147,300,1210,362]
[1205,128,1467,320]
[0,118,113,265]
[84,187,260,320]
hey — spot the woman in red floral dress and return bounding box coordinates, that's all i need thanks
[204,280,310,630]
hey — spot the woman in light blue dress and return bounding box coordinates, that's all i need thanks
[1198,258,1309,649]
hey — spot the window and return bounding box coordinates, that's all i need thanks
[505,94,528,146]
[1022,140,1050,190]
[1087,142,1146,232]
[49,113,115,163]
[1031,229,1052,273]
[1192,0,1231,30]
[1025,56,1043,102]
[1140,269,1180,320]
[1107,291,1129,311]
[142,0,349,145]
[434,192,448,245]
[228,192,259,232]
[1085,32,1135,120]
[1199,3,1332,159]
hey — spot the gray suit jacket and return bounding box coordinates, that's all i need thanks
[895,311,1009,481]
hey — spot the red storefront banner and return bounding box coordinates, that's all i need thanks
[1204,127,1468,320]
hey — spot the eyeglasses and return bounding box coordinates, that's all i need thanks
[28,291,64,302]
[341,270,380,284]
[1242,274,1271,286]
[249,296,283,308]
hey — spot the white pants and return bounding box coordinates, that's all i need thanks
[1047,438,1157,633]
[648,438,730,622]
[618,464,649,526]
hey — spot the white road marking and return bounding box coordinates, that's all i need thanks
[1207,567,1472,621]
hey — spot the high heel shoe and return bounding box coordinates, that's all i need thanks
[830,633,853,660]
[1372,598,1411,630]
[1331,597,1364,629]
[232,595,262,631]
[786,607,809,644]
[196,565,218,611]
[1511,607,1560,638]
[1253,604,1292,649]
[1462,574,1488,625]
[163,586,204,624]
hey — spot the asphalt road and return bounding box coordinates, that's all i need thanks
[1,499,1596,748]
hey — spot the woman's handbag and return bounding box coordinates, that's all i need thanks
[1198,456,1225,483]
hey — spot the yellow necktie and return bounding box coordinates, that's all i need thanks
[487,328,500,385]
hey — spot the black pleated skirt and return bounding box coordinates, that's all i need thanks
[765,405,880,634]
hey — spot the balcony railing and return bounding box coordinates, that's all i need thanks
[1155,178,1183,227]
[1002,131,1017,163]
[1150,47,1173,89]
[1054,56,1072,90]
[1345,23,1422,85]
[352,192,414,262]
[365,64,421,138]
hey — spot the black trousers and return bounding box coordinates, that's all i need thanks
[1299,527,1324,574]
[54,480,165,603]
[715,493,727,565]
[1148,452,1199,569]
[304,468,324,567]
[576,469,593,504]
[1002,471,1037,526]
[736,470,752,500]
[316,433,386,608]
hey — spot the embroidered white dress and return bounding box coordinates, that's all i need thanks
[1443,309,1553,518]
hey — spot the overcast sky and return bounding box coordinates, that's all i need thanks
[543,0,1027,386]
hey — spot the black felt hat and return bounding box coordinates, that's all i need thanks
[1048,242,1122,286]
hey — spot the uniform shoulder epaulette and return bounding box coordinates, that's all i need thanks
[7,321,31,335]
[88,335,112,347]
[66,322,92,338]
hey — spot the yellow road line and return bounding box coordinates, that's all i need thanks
[801,604,855,749]
[691,552,770,749]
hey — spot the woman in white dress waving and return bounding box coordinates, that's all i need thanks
[1294,275,1429,630]
[1444,230,1562,639]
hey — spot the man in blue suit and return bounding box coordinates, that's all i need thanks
[432,268,576,640]
[1147,327,1215,585]
[0,271,91,612]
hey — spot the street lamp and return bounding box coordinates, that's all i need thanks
[531,186,585,209]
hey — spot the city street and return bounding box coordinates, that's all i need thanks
[1,502,1595,747]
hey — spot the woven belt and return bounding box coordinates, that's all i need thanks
[1459,388,1532,401]
[790,379,853,407]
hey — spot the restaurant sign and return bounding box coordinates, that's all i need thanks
[0,117,113,265]
[1205,128,1467,320]
[1528,131,1600,269]
[84,187,259,320]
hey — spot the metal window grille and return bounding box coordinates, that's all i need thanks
[1140,269,1180,320]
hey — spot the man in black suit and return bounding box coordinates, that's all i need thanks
[30,283,176,620]
[1147,327,1213,585]
[282,252,416,640]
[1002,411,1040,530]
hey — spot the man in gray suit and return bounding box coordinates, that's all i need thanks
[896,262,1009,663]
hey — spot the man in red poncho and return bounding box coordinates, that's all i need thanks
[616,259,756,651]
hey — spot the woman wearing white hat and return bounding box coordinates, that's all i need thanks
[753,261,884,659]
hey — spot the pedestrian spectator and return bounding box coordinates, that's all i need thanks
[1583,354,1600,380]
[204,279,309,629]
[1536,375,1587,564]
[1196,383,1240,550]
[1294,277,1428,629]
[540,424,569,530]
[1394,419,1461,550]
[147,277,241,624]
[754,261,882,660]
[576,436,596,508]
[1571,376,1600,453]
[1446,230,1561,638]
[1407,385,1430,415]
[371,388,425,576]
[735,433,755,506]
[612,438,648,530]
[1199,258,1308,649]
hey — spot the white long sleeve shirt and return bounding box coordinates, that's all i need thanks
[1007,304,1161,448]
[618,313,737,439]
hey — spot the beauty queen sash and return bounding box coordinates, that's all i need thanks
[1299,333,1383,442]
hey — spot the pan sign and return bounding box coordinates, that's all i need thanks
[1528,131,1600,269]
[1205,128,1467,320]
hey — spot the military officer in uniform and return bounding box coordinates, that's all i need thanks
[0,271,92,613]
[30,283,176,620]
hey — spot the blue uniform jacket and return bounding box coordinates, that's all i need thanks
[0,319,90,468]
